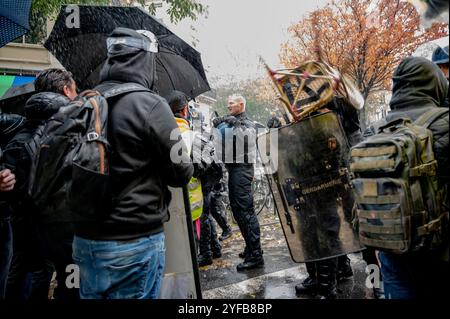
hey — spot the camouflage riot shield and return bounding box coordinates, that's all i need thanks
[160,186,201,299]
[258,111,361,262]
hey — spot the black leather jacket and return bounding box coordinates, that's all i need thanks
[0,113,25,149]
[1,113,26,215]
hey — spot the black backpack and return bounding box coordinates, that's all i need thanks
[28,83,150,223]
[2,123,45,199]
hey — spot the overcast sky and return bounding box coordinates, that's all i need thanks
[159,0,328,84]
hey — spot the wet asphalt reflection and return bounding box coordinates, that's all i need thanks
[200,209,370,299]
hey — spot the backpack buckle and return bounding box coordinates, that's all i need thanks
[87,132,99,141]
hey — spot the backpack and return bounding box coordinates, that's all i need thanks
[28,83,151,223]
[2,123,45,199]
[350,108,449,254]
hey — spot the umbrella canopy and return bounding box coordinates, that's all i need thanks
[44,5,210,99]
[0,0,32,48]
[0,82,35,115]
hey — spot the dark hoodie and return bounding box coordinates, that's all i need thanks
[387,57,449,192]
[79,28,193,241]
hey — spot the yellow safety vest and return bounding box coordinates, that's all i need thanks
[175,117,203,221]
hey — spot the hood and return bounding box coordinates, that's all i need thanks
[99,27,156,90]
[390,56,448,110]
[24,92,71,121]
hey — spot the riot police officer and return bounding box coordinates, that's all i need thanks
[294,97,360,299]
[213,94,264,271]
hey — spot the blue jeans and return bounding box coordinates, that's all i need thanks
[72,232,165,299]
[379,251,449,299]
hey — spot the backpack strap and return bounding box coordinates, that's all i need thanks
[414,108,449,128]
[102,83,152,99]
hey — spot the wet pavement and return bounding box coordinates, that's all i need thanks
[200,209,371,299]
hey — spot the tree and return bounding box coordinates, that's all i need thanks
[280,0,448,128]
[31,0,206,23]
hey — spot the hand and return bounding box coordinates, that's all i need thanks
[223,116,238,126]
[0,169,16,192]
[212,116,225,127]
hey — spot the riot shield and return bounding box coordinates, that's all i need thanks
[259,111,361,262]
[160,186,201,299]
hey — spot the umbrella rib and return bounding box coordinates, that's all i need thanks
[157,58,177,93]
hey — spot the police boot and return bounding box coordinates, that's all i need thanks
[295,262,318,295]
[295,276,318,295]
[238,246,248,259]
[212,241,222,259]
[337,255,353,282]
[219,226,232,241]
[197,254,213,267]
[318,275,337,299]
[239,248,263,259]
[212,240,222,259]
[317,259,338,300]
[236,253,264,271]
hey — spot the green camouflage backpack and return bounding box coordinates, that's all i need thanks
[350,108,449,253]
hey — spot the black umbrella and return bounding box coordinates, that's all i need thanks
[44,5,210,99]
[0,0,32,48]
[0,82,35,115]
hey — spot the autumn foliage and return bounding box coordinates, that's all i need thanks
[280,0,448,124]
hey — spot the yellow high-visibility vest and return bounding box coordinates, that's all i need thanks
[175,117,203,221]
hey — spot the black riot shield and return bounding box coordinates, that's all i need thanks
[258,111,361,262]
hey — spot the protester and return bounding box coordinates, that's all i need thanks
[166,90,224,267]
[1,114,25,299]
[2,68,78,299]
[0,169,15,300]
[377,57,449,299]
[72,28,193,299]
[213,94,264,271]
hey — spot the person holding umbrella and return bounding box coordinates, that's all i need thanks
[72,28,193,299]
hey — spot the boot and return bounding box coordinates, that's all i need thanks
[319,288,337,300]
[238,246,249,259]
[219,227,232,241]
[236,254,264,271]
[295,262,318,295]
[337,255,353,282]
[197,255,213,267]
[317,259,338,299]
[295,276,318,295]
[239,248,263,259]
[212,250,222,259]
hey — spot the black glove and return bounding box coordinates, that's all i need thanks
[223,116,238,126]
[212,116,225,128]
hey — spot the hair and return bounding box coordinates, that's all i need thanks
[34,68,75,94]
[228,94,246,109]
